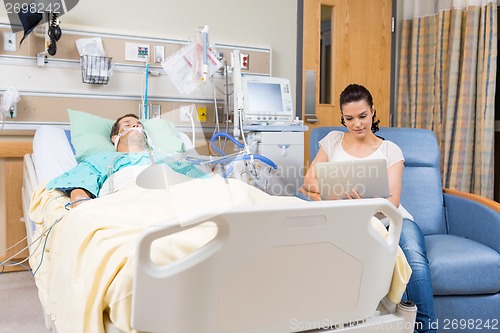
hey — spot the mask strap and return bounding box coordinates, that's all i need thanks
[114,132,122,149]
[113,127,142,149]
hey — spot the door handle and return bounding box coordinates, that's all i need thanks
[304,70,318,123]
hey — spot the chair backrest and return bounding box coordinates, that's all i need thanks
[310,127,446,235]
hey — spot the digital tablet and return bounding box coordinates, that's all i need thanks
[316,159,390,200]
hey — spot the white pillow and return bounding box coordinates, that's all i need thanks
[32,126,77,184]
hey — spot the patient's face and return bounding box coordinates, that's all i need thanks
[116,116,146,152]
[118,117,143,132]
[341,100,374,138]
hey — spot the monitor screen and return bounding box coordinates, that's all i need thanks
[241,76,294,124]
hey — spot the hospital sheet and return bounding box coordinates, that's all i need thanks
[28,174,411,333]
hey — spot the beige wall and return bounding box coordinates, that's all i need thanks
[0,1,298,129]
[61,0,297,78]
[0,0,297,92]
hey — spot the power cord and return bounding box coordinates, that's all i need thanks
[47,13,61,56]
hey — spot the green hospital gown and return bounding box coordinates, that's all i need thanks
[46,151,206,197]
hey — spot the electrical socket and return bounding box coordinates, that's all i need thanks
[180,105,192,122]
[151,104,161,118]
[8,104,17,118]
[3,32,16,52]
[154,46,165,63]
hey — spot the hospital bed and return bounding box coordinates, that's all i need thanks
[20,122,416,333]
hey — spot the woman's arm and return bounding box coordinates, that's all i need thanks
[386,160,403,208]
[303,147,329,193]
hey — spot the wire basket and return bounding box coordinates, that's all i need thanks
[80,55,112,84]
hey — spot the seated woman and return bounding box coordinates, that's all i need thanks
[303,83,437,333]
[46,114,206,208]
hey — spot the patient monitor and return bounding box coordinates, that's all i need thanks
[241,75,294,125]
[229,62,306,196]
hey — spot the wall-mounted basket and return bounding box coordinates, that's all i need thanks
[80,55,113,84]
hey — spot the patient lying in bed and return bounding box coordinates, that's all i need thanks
[46,113,205,208]
[29,113,411,333]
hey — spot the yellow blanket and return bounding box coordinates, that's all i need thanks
[29,174,410,333]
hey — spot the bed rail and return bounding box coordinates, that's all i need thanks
[21,153,38,247]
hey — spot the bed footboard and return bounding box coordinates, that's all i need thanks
[132,198,405,333]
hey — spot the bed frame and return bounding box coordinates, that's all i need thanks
[21,129,416,333]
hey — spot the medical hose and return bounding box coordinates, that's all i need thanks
[222,154,278,178]
[210,132,245,156]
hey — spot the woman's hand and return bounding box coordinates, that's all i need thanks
[344,189,362,200]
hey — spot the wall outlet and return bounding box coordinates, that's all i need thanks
[3,32,16,52]
[154,45,165,63]
[151,104,161,118]
[8,104,17,118]
[180,105,192,122]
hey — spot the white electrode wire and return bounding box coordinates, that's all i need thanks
[210,80,223,156]
[3,233,29,253]
[0,194,66,269]
[187,110,196,146]
[217,60,234,153]
[0,236,43,268]
[1,260,30,273]
[0,215,63,268]
[32,220,59,276]
[224,65,231,138]
[0,232,44,269]
[238,106,249,151]
[212,80,220,134]
[8,212,63,274]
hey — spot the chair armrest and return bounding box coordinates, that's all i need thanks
[296,187,321,201]
[443,188,500,253]
[443,188,500,212]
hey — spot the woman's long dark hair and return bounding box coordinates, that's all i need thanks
[339,84,380,133]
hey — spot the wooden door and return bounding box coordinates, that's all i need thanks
[302,0,393,165]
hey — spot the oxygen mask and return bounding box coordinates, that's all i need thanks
[114,126,148,151]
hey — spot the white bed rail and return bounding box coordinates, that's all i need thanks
[132,198,403,333]
[21,153,39,247]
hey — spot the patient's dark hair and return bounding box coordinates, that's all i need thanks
[110,114,139,140]
[339,83,380,133]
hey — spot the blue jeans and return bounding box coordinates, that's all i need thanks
[399,219,437,333]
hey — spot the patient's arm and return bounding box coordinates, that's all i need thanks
[70,188,92,208]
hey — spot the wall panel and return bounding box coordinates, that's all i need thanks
[0,23,271,131]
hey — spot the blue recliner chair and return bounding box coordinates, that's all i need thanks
[308,127,500,332]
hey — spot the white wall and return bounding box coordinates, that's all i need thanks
[0,0,298,85]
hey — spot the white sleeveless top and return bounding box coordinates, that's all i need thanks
[319,131,414,221]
